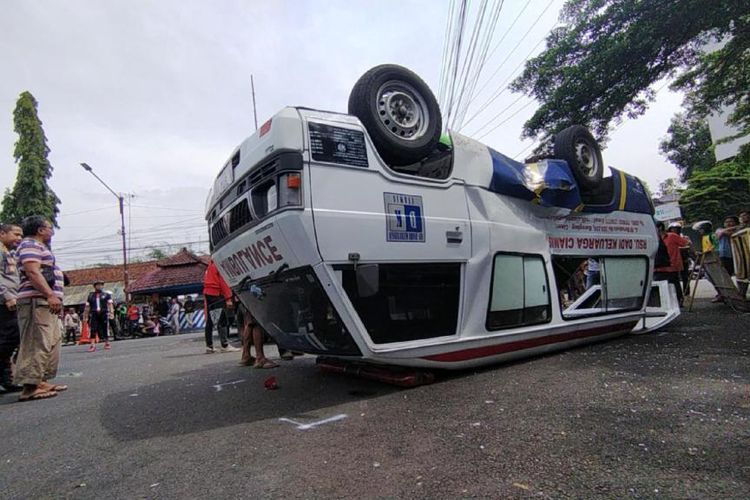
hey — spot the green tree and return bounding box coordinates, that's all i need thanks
[659,113,715,182]
[679,158,750,223]
[656,178,682,199]
[146,248,167,260]
[1,91,61,226]
[511,0,749,142]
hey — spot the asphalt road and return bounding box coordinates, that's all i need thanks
[1,298,748,499]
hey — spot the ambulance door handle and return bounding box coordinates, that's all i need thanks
[446,230,463,244]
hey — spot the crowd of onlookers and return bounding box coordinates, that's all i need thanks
[561,209,750,309]
[655,209,750,306]
[1,215,292,402]
[60,293,205,344]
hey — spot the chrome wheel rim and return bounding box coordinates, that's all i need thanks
[575,140,600,178]
[376,81,429,141]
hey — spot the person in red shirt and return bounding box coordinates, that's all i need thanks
[654,221,690,306]
[203,259,239,353]
[126,303,140,335]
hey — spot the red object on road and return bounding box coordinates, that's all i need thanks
[78,322,91,344]
[264,376,278,390]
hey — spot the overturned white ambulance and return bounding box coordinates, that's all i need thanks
[206,65,675,371]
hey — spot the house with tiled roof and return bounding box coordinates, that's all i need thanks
[63,261,159,306]
[129,248,209,296]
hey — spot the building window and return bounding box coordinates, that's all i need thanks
[487,254,551,330]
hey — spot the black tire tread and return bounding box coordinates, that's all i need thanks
[348,65,441,166]
[553,125,604,190]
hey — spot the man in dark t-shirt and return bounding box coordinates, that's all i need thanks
[83,281,114,352]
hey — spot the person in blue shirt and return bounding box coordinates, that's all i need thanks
[716,215,739,276]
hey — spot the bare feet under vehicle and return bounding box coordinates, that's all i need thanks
[253,358,279,369]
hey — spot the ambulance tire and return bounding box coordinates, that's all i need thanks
[348,65,442,166]
[553,125,604,191]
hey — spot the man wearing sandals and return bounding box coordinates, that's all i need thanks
[237,301,279,369]
[14,216,67,402]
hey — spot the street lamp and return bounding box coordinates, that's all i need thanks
[80,162,129,299]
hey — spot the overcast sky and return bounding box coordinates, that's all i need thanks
[1,0,683,269]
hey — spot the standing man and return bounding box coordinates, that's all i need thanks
[0,223,23,394]
[203,258,239,353]
[116,302,128,337]
[739,210,750,230]
[167,298,181,335]
[668,223,694,296]
[654,221,689,306]
[183,295,195,329]
[716,215,739,276]
[736,210,750,298]
[63,308,80,345]
[82,281,114,352]
[237,301,278,369]
[127,302,140,335]
[141,302,150,323]
[14,216,66,401]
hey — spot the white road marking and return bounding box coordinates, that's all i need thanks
[278,414,348,430]
[212,379,246,392]
[57,372,83,378]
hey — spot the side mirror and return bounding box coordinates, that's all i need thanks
[356,264,380,298]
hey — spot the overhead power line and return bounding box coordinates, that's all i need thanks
[468,93,526,137]
[128,204,204,212]
[452,0,505,129]
[469,0,534,100]
[440,0,507,131]
[460,0,557,131]
[477,99,536,141]
[513,141,537,160]
[462,32,548,132]
[55,239,210,258]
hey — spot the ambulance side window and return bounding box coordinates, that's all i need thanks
[601,257,647,310]
[487,254,551,330]
[553,255,648,319]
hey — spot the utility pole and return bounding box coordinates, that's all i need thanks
[118,195,128,298]
[80,162,129,300]
[251,74,259,131]
[126,193,135,258]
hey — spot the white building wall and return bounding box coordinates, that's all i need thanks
[703,38,750,162]
[708,104,750,162]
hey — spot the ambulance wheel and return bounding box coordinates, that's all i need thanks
[553,125,603,190]
[348,64,442,166]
